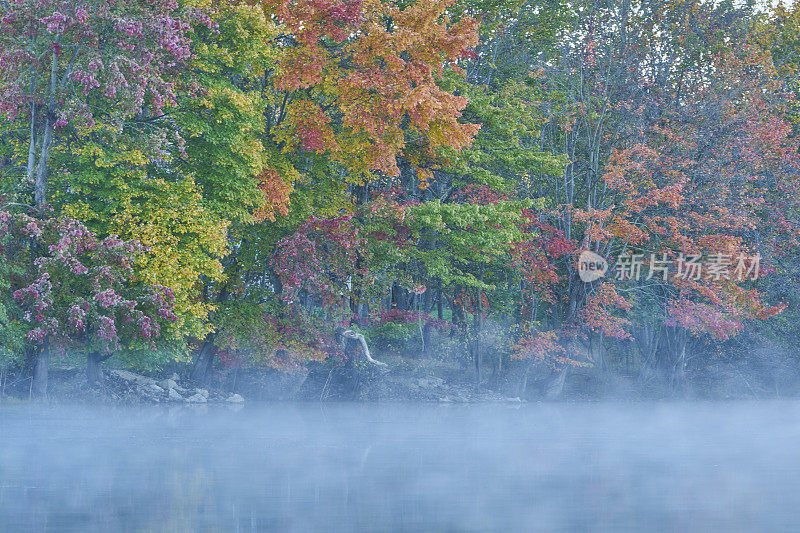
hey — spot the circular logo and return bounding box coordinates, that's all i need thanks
[577,250,608,283]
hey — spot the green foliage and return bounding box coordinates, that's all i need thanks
[214,298,328,370]
[407,199,533,290]
[177,3,281,223]
[50,128,229,339]
[365,321,418,346]
[0,252,24,370]
[438,72,567,195]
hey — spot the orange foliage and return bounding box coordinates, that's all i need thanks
[264,0,480,178]
[254,168,293,222]
[509,330,583,370]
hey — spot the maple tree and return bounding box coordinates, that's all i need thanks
[263,0,479,178]
[591,43,795,381]
[1,207,178,393]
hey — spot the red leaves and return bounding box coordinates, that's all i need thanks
[513,213,578,305]
[579,283,632,339]
[509,330,583,370]
[285,100,340,154]
[273,214,364,305]
[666,300,742,341]
[254,168,293,223]
[453,184,509,205]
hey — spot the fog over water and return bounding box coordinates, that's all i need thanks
[2,402,800,531]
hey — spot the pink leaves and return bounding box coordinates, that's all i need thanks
[40,11,70,34]
[14,274,55,345]
[94,289,123,308]
[96,315,118,344]
[68,302,87,332]
[114,18,144,39]
[149,285,178,322]
[75,7,89,24]
[21,219,43,238]
[26,328,47,344]
[71,70,101,96]
[6,212,177,351]
[0,80,24,122]
[0,0,205,130]
[666,300,741,341]
[326,0,364,27]
[0,210,9,234]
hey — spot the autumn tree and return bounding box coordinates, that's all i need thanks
[0,0,211,210]
[593,43,796,384]
[2,210,178,395]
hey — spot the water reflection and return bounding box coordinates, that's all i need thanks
[1,402,799,531]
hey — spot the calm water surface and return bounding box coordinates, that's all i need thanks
[1,402,799,531]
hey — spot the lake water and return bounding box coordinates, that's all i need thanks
[1,402,799,531]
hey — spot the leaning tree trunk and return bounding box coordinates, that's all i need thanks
[341,330,386,366]
[191,332,217,383]
[545,366,570,400]
[31,342,49,400]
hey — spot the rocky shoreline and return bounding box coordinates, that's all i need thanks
[0,361,530,405]
[3,347,790,405]
[105,370,245,405]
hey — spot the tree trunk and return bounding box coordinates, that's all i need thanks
[422,322,431,358]
[654,327,689,392]
[670,340,687,391]
[589,332,606,371]
[34,116,53,209]
[342,330,386,366]
[31,342,49,400]
[545,366,569,399]
[34,50,59,211]
[634,325,660,384]
[519,355,536,398]
[473,289,482,388]
[26,76,37,184]
[86,352,112,386]
[191,333,217,383]
[451,286,466,336]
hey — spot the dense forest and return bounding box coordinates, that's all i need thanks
[2,0,800,402]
